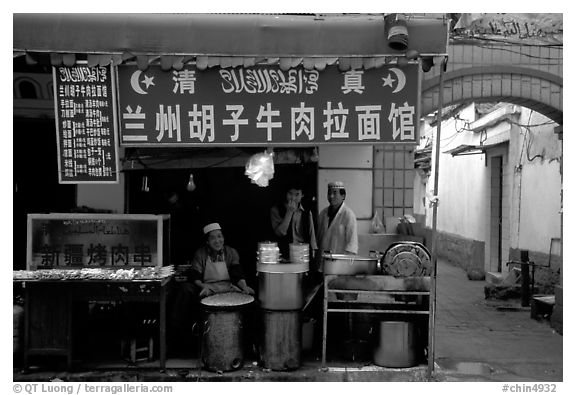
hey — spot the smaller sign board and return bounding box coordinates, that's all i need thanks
[53,64,120,183]
[26,214,170,270]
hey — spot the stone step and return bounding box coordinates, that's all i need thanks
[485,271,504,285]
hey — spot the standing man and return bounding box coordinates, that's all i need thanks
[317,181,358,270]
[270,181,317,261]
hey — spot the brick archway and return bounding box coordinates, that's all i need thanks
[421,65,563,124]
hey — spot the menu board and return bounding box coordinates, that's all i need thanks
[53,64,119,183]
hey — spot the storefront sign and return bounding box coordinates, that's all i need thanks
[28,217,159,269]
[117,64,420,146]
[53,65,120,183]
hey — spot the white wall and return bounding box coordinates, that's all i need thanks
[437,146,488,241]
[318,145,373,233]
[517,162,561,253]
[426,104,488,241]
[416,104,562,274]
[508,110,562,254]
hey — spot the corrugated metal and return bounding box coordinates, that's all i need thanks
[14,13,449,69]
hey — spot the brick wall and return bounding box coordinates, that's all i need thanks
[429,229,561,294]
[434,230,485,273]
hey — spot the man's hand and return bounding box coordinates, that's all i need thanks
[237,280,255,295]
[286,199,298,214]
[240,285,255,295]
[198,283,215,298]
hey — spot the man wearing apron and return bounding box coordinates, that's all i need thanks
[190,223,254,298]
[169,223,254,356]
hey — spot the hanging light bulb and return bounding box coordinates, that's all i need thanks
[141,176,149,192]
[187,173,196,192]
[311,147,319,162]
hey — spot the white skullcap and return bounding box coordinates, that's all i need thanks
[328,181,345,189]
[203,223,222,234]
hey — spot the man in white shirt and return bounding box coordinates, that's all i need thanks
[317,181,358,271]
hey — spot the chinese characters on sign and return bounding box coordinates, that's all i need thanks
[54,65,119,183]
[31,219,157,269]
[118,64,420,145]
[39,242,152,267]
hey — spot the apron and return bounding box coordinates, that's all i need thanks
[202,254,239,295]
[203,255,231,283]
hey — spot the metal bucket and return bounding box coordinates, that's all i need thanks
[372,321,417,368]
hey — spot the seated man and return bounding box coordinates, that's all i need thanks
[190,222,254,298]
[168,223,253,356]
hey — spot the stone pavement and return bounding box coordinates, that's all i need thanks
[433,260,563,382]
[12,260,564,382]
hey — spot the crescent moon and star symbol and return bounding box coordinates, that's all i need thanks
[130,70,155,95]
[381,68,407,93]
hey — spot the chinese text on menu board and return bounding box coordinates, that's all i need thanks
[54,65,119,183]
[117,64,420,146]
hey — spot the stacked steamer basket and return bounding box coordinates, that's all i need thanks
[257,242,309,371]
[257,241,281,265]
[289,243,309,266]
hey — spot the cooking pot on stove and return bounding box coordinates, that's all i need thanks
[322,253,379,275]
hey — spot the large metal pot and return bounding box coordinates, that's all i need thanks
[257,262,308,310]
[322,253,379,275]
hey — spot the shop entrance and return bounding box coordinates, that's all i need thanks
[125,159,318,285]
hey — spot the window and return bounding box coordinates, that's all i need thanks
[373,144,414,218]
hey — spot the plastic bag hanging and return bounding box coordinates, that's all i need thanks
[370,210,385,234]
[244,151,275,187]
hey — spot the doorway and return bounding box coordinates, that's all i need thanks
[489,156,503,272]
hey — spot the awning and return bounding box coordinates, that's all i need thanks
[14,13,449,69]
[444,124,511,156]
